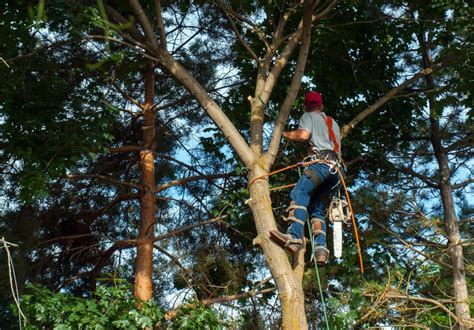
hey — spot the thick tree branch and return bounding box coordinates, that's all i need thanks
[154,0,167,49]
[128,0,160,51]
[341,62,445,138]
[272,2,302,46]
[259,0,338,106]
[155,50,255,166]
[265,0,314,167]
[393,165,439,189]
[201,287,276,305]
[104,4,145,42]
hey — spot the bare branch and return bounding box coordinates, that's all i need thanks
[111,80,144,110]
[363,292,473,328]
[216,2,271,49]
[109,146,142,153]
[393,165,439,189]
[89,240,136,285]
[156,49,255,166]
[259,0,338,106]
[341,62,445,138]
[372,219,452,269]
[154,216,225,242]
[66,174,141,190]
[445,135,474,152]
[452,178,474,190]
[154,0,167,49]
[155,172,234,192]
[216,0,259,62]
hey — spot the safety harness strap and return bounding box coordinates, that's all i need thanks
[314,112,340,154]
[325,115,340,154]
[282,216,305,226]
[286,204,307,213]
[311,217,326,236]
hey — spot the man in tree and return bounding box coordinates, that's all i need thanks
[270,91,343,265]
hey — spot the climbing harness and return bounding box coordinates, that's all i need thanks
[249,156,364,274]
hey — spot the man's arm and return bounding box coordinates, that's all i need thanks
[282,129,310,142]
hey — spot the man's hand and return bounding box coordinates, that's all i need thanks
[282,129,310,142]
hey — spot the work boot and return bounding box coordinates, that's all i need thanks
[269,230,303,254]
[314,246,330,266]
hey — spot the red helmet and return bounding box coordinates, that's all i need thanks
[304,91,323,110]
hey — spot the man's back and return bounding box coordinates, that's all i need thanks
[298,111,341,152]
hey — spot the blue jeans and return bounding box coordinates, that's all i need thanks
[287,162,343,248]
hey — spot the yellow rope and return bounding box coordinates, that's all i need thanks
[335,167,364,274]
[269,183,296,192]
[248,157,332,188]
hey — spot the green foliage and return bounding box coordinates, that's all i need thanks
[171,303,221,329]
[326,288,365,329]
[22,283,164,329]
[20,282,222,329]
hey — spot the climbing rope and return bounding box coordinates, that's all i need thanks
[306,220,330,330]
[248,157,333,188]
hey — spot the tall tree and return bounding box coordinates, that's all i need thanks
[1,0,238,310]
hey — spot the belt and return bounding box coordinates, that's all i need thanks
[309,149,339,161]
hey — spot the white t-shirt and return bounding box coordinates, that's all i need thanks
[298,111,341,153]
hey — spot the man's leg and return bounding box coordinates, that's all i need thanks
[309,197,330,265]
[270,172,316,253]
[309,171,341,265]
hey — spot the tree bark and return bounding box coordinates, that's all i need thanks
[409,17,471,323]
[134,60,156,301]
[120,0,327,325]
[430,116,471,326]
[248,162,307,329]
[423,59,471,326]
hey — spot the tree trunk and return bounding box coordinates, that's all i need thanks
[248,162,308,329]
[134,61,156,301]
[418,29,471,324]
[430,116,471,327]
